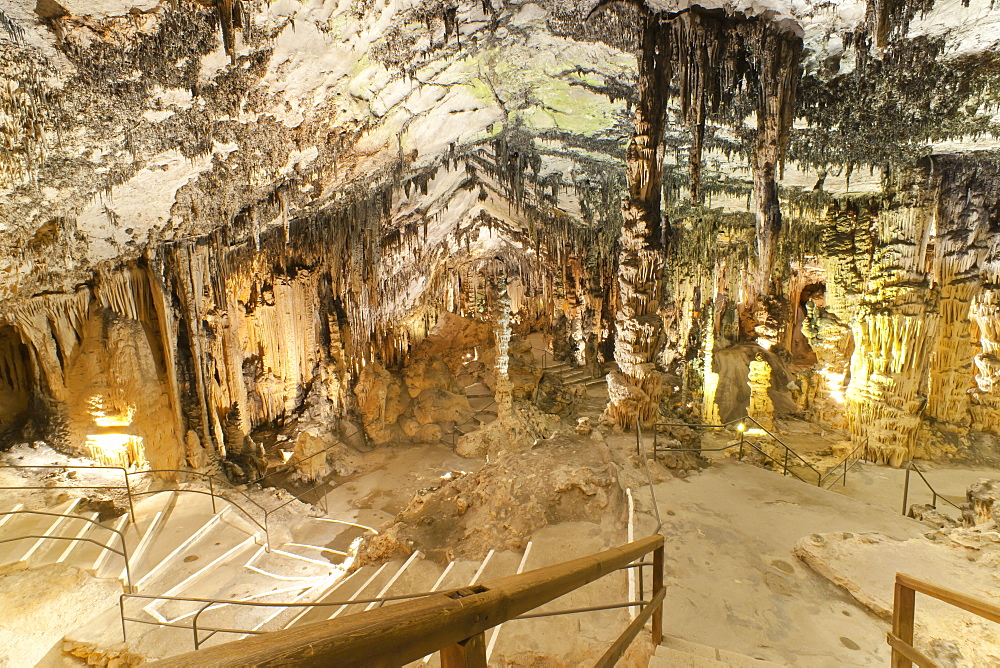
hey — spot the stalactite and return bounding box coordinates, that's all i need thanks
[866,0,936,49]
[925,156,993,428]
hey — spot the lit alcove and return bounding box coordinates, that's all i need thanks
[85,396,146,469]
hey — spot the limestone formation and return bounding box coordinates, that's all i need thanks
[747,354,775,428]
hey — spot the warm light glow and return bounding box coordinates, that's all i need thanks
[818,365,847,404]
[93,413,133,427]
[757,338,773,350]
[745,428,766,436]
[88,396,135,426]
[737,423,746,432]
[85,433,144,468]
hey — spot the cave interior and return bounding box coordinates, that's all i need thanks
[1,0,1000,665]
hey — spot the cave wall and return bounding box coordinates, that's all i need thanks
[778,156,1000,464]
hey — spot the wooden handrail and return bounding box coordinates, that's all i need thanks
[890,573,1000,668]
[896,573,1000,624]
[150,534,665,667]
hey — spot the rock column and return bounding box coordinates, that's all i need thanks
[606,14,670,429]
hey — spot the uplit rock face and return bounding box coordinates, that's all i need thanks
[747,354,774,428]
[965,478,1000,526]
[846,190,938,467]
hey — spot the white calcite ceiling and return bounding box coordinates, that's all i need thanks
[0,0,999,305]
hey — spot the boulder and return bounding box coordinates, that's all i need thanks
[403,355,461,398]
[965,478,1000,526]
[413,388,472,425]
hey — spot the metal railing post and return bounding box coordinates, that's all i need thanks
[120,595,128,642]
[120,531,134,594]
[902,465,911,515]
[738,430,745,459]
[124,470,136,524]
[783,449,789,476]
[193,601,214,650]
[651,543,663,646]
[209,476,217,514]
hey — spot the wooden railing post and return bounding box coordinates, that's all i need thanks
[652,543,664,646]
[891,579,916,668]
[440,632,487,668]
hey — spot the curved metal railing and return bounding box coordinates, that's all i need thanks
[136,535,666,665]
[634,419,662,534]
[0,509,133,591]
[0,455,355,553]
[652,417,826,485]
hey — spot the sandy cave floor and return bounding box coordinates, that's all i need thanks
[642,458,927,666]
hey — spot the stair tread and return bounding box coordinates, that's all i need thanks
[656,636,785,667]
[651,646,728,667]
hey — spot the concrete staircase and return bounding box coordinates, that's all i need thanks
[542,359,606,388]
[0,486,360,664]
[650,635,784,667]
[456,381,498,436]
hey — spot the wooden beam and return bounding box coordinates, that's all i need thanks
[149,535,664,667]
[651,544,663,645]
[886,632,939,668]
[896,573,1000,624]
[891,580,916,668]
[594,586,665,668]
[440,632,487,668]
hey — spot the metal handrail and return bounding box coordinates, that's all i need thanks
[821,439,868,490]
[250,426,363,488]
[0,461,350,553]
[0,509,133,591]
[653,417,824,485]
[739,417,823,478]
[0,463,136,520]
[145,534,665,666]
[453,396,498,444]
[126,469,271,549]
[121,586,464,650]
[901,461,965,517]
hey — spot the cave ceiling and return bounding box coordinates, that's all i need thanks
[1,0,1000,309]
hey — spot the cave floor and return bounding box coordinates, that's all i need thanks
[825,460,1000,520]
[318,441,486,528]
[644,458,927,667]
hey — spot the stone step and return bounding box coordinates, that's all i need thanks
[651,636,785,667]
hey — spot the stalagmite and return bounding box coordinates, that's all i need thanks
[747,354,774,428]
